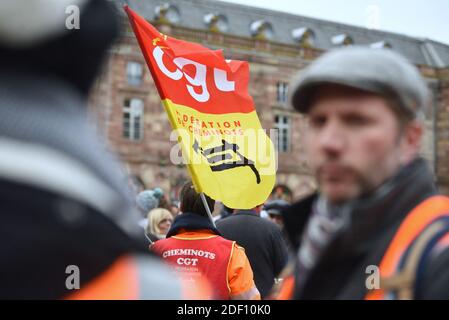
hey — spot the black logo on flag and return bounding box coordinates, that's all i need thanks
[193,139,261,184]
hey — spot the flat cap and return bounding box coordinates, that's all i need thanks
[263,199,289,216]
[290,46,429,117]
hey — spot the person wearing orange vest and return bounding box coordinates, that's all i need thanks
[152,182,261,300]
[273,46,449,300]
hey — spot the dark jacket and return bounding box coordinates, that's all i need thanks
[0,0,181,299]
[217,210,288,298]
[283,158,449,299]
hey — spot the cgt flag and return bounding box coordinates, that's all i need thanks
[124,6,276,209]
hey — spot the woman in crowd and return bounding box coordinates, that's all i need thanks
[146,208,173,242]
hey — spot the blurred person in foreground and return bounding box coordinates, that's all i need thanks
[0,0,187,299]
[151,182,261,300]
[274,46,449,300]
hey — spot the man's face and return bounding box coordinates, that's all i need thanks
[304,85,412,204]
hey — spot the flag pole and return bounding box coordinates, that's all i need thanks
[200,192,217,228]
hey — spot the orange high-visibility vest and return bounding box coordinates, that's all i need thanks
[275,195,449,300]
[65,255,140,300]
[65,255,211,300]
[365,195,449,299]
[152,234,235,299]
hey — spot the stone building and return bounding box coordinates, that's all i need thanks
[88,0,449,202]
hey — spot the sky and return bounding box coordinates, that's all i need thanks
[223,0,449,45]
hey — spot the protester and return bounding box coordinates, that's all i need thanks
[0,0,183,299]
[275,46,449,299]
[216,204,289,299]
[146,208,173,242]
[158,193,173,212]
[213,203,233,222]
[136,188,164,229]
[264,199,290,229]
[152,182,261,300]
[169,201,181,218]
[263,199,291,251]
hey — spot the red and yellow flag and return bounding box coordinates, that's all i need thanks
[125,6,276,209]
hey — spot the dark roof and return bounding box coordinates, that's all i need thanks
[118,0,449,68]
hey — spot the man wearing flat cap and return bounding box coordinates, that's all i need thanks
[275,47,449,300]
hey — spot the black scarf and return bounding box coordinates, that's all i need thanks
[166,212,221,238]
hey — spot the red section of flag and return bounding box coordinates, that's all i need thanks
[124,5,255,114]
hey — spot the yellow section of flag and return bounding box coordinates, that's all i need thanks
[163,99,276,209]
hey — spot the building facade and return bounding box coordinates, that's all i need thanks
[88,0,449,202]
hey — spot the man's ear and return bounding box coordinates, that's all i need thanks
[400,120,424,165]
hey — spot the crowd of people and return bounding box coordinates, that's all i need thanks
[130,180,290,300]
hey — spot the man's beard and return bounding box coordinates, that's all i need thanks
[315,162,381,204]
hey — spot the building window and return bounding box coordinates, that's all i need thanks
[123,98,144,141]
[127,61,143,86]
[274,114,291,153]
[276,82,289,104]
[250,20,274,40]
[204,13,229,33]
[154,3,180,24]
[292,27,315,48]
[332,34,353,46]
[370,41,392,49]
